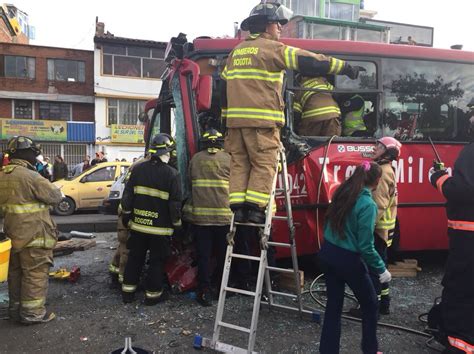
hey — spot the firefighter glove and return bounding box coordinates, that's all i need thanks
[379,269,392,283]
[430,169,448,188]
[344,65,366,80]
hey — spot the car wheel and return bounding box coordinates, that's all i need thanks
[54,197,76,216]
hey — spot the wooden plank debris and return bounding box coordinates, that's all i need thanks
[53,239,96,257]
[388,259,421,278]
[278,270,305,292]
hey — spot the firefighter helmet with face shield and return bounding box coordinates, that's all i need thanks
[241,2,293,32]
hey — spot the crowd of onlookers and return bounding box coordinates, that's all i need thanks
[34,151,114,181]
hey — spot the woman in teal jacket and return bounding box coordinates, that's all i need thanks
[318,161,392,354]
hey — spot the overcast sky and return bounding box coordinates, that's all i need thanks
[12,0,474,51]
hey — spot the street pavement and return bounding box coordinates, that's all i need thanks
[53,212,117,233]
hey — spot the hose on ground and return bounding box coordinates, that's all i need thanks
[304,273,432,338]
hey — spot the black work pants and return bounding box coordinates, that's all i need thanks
[122,231,170,296]
[194,225,228,289]
[441,230,474,344]
[369,235,389,307]
[318,241,379,354]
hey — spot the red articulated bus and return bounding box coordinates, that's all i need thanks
[144,34,474,258]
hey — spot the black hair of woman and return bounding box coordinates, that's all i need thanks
[326,161,382,239]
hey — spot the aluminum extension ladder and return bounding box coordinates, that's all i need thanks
[194,144,319,353]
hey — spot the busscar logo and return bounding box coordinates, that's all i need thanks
[337,145,374,153]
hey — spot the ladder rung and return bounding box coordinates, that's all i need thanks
[213,341,258,354]
[275,188,284,193]
[272,215,288,221]
[225,286,256,297]
[230,253,261,261]
[218,321,251,334]
[266,266,295,274]
[234,221,265,227]
[267,241,292,248]
[269,290,298,299]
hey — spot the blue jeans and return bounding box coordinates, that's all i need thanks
[318,241,379,354]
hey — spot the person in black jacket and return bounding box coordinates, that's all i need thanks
[120,134,182,305]
[429,115,474,353]
[52,155,68,181]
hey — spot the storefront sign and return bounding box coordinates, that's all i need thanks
[110,124,145,144]
[0,118,67,141]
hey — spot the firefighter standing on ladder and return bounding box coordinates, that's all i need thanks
[429,114,474,353]
[0,136,62,324]
[120,134,182,305]
[222,2,364,224]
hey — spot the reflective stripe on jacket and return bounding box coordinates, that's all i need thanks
[431,143,474,228]
[372,162,397,241]
[222,32,345,129]
[293,77,340,122]
[184,150,231,225]
[120,159,182,236]
[342,95,366,136]
[0,159,62,250]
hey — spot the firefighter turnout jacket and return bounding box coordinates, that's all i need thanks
[221,32,348,129]
[0,159,62,250]
[430,142,474,345]
[372,161,397,244]
[121,159,182,236]
[293,77,340,123]
[185,149,232,225]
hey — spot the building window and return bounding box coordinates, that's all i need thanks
[39,101,71,121]
[14,100,33,119]
[107,98,146,126]
[102,44,166,79]
[47,59,85,82]
[3,55,35,79]
[331,3,355,21]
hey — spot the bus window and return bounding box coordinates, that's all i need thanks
[381,58,473,142]
[335,61,377,90]
[170,74,190,197]
[335,61,378,137]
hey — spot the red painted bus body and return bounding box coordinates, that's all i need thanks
[147,36,474,258]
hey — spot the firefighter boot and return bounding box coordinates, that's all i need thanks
[109,272,120,290]
[122,291,136,304]
[144,290,169,306]
[379,295,390,315]
[21,312,56,325]
[196,288,212,307]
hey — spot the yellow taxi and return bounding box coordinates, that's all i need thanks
[53,161,131,215]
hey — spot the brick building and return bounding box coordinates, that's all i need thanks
[0,42,95,165]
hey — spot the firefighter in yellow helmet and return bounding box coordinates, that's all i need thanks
[222,2,364,223]
[0,136,62,324]
[184,129,231,306]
